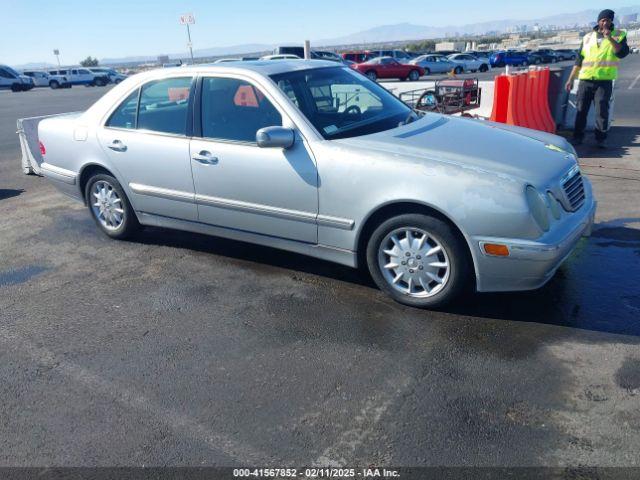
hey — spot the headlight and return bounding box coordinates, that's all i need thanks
[525,185,549,232]
[547,192,561,220]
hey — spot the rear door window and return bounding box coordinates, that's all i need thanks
[137,77,192,135]
[106,90,140,129]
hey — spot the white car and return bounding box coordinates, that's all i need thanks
[447,53,490,73]
[259,54,301,60]
[22,70,70,89]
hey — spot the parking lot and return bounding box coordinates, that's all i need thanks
[1,56,639,471]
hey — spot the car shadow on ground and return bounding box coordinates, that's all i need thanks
[132,220,640,338]
[572,126,640,159]
[0,189,24,201]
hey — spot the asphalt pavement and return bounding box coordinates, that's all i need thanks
[0,58,639,471]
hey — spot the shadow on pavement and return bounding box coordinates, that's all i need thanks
[573,126,640,159]
[131,226,370,287]
[132,219,640,338]
[0,189,24,201]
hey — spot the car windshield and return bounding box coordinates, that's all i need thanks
[271,66,413,140]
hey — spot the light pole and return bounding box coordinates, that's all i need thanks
[179,13,195,64]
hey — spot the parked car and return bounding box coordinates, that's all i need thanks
[447,53,490,73]
[272,46,341,61]
[353,57,424,81]
[48,67,109,86]
[0,65,34,91]
[88,67,128,84]
[489,51,530,67]
[409,54,457,75]
[22,70,71,89]
[530,49,559,64]
[35,61,596,308]
[341,51,374,63]
[368,49,414,61]
[260,54,301,60]
[554,49,578,61]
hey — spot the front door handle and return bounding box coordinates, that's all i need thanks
[192,151,219,165]
[108,139,127,152]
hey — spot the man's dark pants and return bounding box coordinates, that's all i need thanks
[574,79,613,142]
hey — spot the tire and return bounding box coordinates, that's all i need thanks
[454,66,463,74]
[408,70,420,81]
[50,80,59,89]
[11,84,22,92]
[115,79,122,84]
[479,64,488,72]
[85,173,140,239]
[423,67,430,76]
[365,70,377,82]
[95,77,106,87]
[366,213,471,309]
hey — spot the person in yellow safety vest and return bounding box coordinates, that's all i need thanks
[564,9,630,148]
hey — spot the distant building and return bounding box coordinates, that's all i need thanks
[435,41,466,52]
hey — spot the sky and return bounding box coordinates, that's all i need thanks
[1,0,639,66]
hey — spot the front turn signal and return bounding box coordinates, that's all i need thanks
[483,243,510,257]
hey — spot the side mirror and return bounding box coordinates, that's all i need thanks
[256,126,295,149]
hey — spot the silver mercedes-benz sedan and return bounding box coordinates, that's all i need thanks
[37,61,596,308]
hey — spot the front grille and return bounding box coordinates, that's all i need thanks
[562,170,585,211]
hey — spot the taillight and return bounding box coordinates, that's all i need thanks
[39,141,46,156]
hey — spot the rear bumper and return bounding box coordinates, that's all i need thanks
[472,197,597,292]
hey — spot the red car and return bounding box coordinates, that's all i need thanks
[353,57,425,82]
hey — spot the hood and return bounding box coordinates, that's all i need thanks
[336,113,576,186]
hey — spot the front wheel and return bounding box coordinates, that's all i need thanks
[454,66,463,74]
[479,64,488,72]
[423,67,430,76]
[50,80,59,89]
[408,70,420,81]
[366,214,471,309]
[85,173,140,239]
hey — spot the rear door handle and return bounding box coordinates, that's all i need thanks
[192,151,219,165]
[108,139,127,152]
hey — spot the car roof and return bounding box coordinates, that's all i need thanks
[146,60,340,77]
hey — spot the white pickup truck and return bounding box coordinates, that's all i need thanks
[22,70,71,89]
[47,67,110,87]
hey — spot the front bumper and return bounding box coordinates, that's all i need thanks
[472,197,597,292]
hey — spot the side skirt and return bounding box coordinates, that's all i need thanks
[137,212,358,268]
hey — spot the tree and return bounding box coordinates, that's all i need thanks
[80,56,99,67]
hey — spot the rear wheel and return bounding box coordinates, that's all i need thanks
[11,84,22,92]
[85,173,140,239]
[454,66,463,74]
[408,70,420,81]
[365,70,377,82]
[95,77,106,87]
[49,80,59,89]
[366,214,471,309]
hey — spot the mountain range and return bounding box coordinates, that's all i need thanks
[12,5,639,68]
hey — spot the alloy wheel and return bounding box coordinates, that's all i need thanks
[377,227,450,298]
[90,180,125,231]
